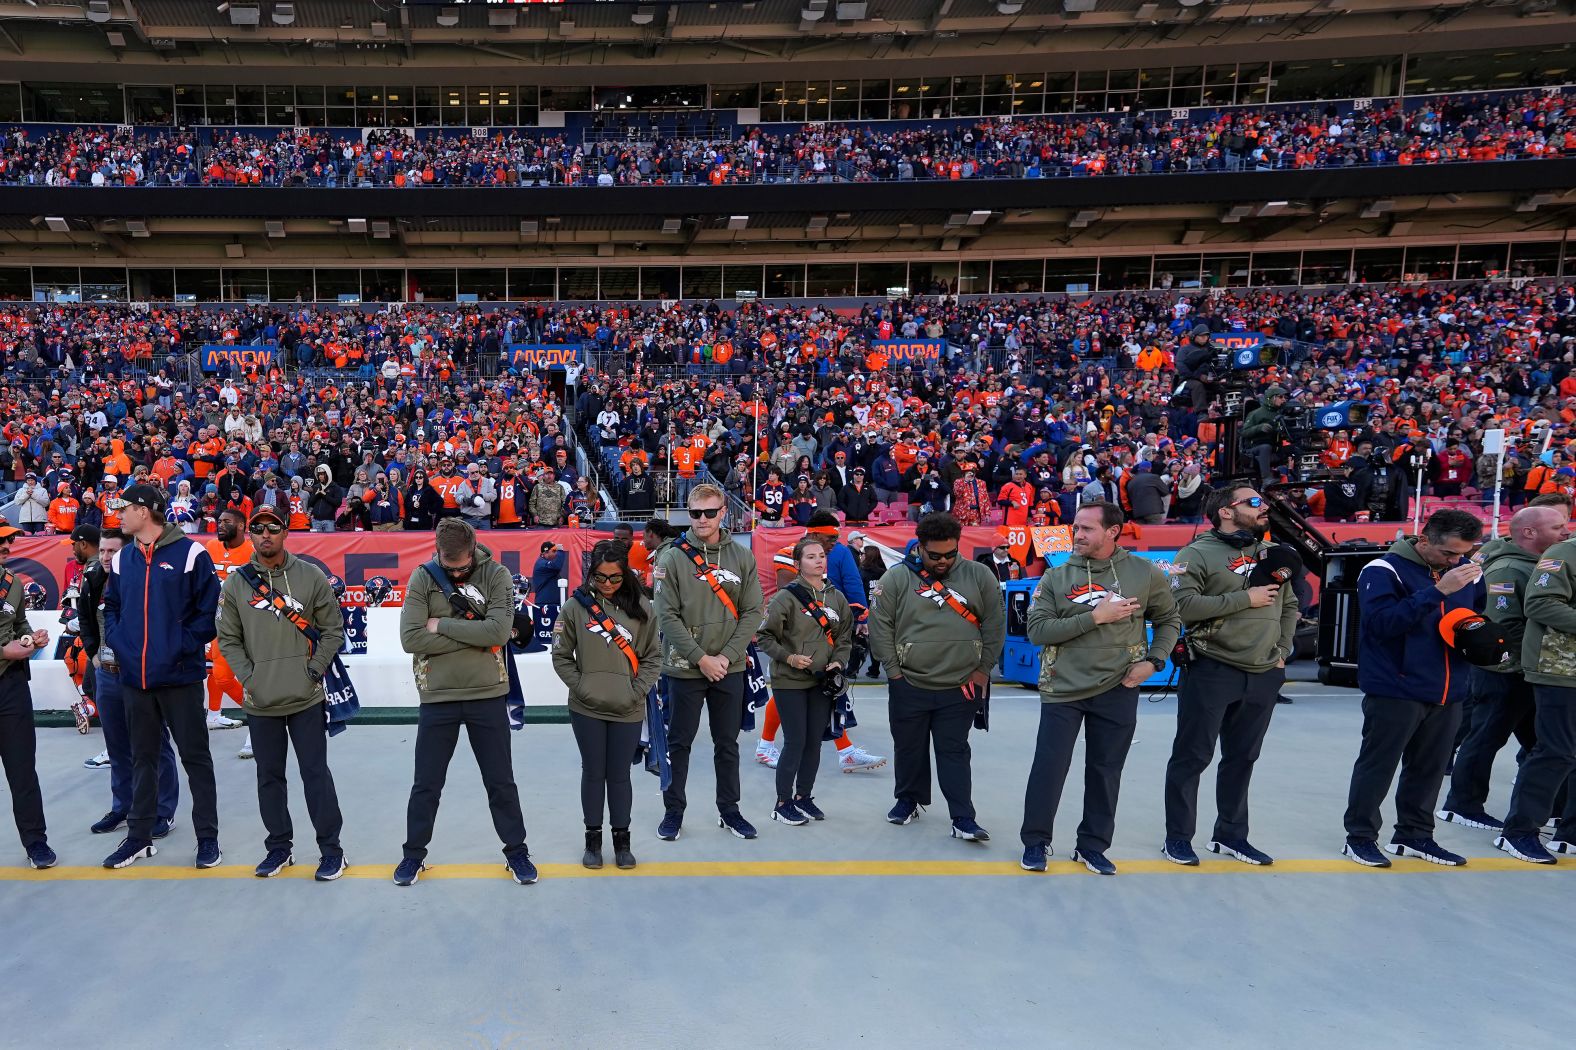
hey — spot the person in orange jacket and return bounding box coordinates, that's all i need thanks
[203,507,254,753]
[46,485,80,535]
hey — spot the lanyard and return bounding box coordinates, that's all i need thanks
[582,593,640,676]
[786,583,836,648]
[914,566,982,627]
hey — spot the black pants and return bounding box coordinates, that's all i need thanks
[889,677,977,822]
[775,687,834,802]
[569,712,642,828]
[0,671,45,849]
[1020,685,1138,853]
[403,697,527,862]
[1444,669,1536,815]
[1164,658,1282,841]
[125,681,217,843]
[662,672,744,816]
[1504,685,1576,838]
[250,703,343,858]
[1343,694,1462,842]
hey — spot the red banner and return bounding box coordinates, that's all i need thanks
[5,529,621,608]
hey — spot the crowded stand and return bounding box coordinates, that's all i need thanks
[2,88,1574,188]
[1,280,1574,540]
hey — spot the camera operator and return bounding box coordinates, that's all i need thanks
[1172,324,1217,412]
[1241,386,1289,488]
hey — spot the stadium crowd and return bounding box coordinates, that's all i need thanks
[0,89,1572,187]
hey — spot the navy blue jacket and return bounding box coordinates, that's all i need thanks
[531,550,568,605]
[104,524,221,690]
[1357,538,1484,705]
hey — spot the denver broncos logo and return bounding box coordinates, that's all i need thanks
[1065,583,1114,606]
[809,606,842,623]
[916,584,972,608]
[586,619,635,645]
[1227,555,1257,576]
[699,567,744,586]
[249,593,305,618]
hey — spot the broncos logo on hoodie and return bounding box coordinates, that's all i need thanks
[1064,582,1118,606]
[585,617,635,647]
[1226,554,1258,576]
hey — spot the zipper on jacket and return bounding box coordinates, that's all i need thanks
[139,541,152,689]
[1437,598,1449,706]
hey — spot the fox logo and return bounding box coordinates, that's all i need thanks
[1065,583,1114,606]
[586,619,635,646]
[700,567,744,587]
[1227,555,1257,577]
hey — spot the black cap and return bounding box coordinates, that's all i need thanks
[1440,610,1513,669]
[120,483,168,515]
[70,524,101,545]
[1248,545,1303,587]
[249,504,287,529]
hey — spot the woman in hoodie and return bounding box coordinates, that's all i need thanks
[307,466,342,533]
[168,480,199,534]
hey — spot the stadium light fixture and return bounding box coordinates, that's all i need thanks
[519,220,539,236]
[86,0,111,23]
[229,4,261,27]
[996,2,1024,14]
[1359,200,1395,218]
[265,221,285,238]
[44,217,69,232]
[1064,0,1098,11]
[347,218,368,234]
[836,2,867,19]
[271,2,294,25]
[436,6,460,27]
[125,220,149,238]
[966,210,991,226]
[727,216,750,231]
[661,218,683,234]
[631,6,656,25]
[801,1,828,22]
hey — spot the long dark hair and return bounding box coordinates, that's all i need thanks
[583,539,646,621]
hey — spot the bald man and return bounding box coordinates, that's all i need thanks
[1439,504,1570,830]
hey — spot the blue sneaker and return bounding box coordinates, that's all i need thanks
[315,855,348,881]
[90,812,126,835]
[103,838,156,869]
[1162,838,1199,866]
[950,818,990,842]
[718,812,758,840]
[1435,808,1504,832]
[1495,834,1557,865]
[152,817,175,840]
[195,838,222,869]
[657,809,683,841]
[886,798,923,825]
[505,852,539,885]
[26,842,57,870]
[771,800,808,826]
[1342,839,1391,868]
[392,858,425,886]
[1072,848,1117,875]
[1386,838,1466,867]
[1020,842,1050,872]
[793,796,825,821]
[1550,839,1576,856]
[254,848,293,878]
[1208,838,1274,866]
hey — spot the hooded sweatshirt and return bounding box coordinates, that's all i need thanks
[104,522,221,689]
[1478,535,1539,675]
[868,552,1005,692]
[652,527,763,679]
[399,543,514,703]
[757,576,855,690]
[1172,530,1298,673]
[215,550,343,717]
[0,567,33,681]
[1027,546,1181,702]
[551,587,661,723]
[1520,537,1576,686]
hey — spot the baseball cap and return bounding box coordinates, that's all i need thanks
[847,531,866,542]
[70,524,101,545]
[1439,609,1513,669]
[120,483,168,515]
[1247,545,1303,588]
[540,542,558,553]
[0,523,21,541]
[249,505,287,529]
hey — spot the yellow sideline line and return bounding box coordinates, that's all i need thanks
[0,856,1567,882]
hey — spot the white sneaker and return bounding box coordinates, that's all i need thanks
[839,746,888,773]
[754,741,780,769]
[83,749,110,769]
[237,735,254,760]
[207,712,242,730]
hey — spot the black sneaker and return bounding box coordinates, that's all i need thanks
[103,838,156,869]
[1495,834,1557,865]
[315,855,348,881]
[195,838,222,869]
[1386,838,1466,867]
[1162,838,1200,866]
[392,858,425,886]
[657,809,683,841]
[718,812,758,840]
[1435,808,1504,832]
[886,798,923,825]
[1020,842,1050,872]
[793,796,826,821]
[26,842,57,870]
[950,818,990,842]
[1342,839,1391,868]
[90,812,126,835]
[506,851,539,885]
[771,800,807,826]
[152,817,176,840]
[1208,838,1275,866]
[1550,839,1576,856]
[1073,848,1117,875]
[254,848,293,878]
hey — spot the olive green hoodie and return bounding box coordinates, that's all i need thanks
[757,577,855,690]
[1171,531,1298,673]
[1520,537,1576,686]
[552,588,661,723]
[1478,535,1538,675]
[652,528,763,678]
[216,551,343,717]
[868,556,1005,692]
[0,568,33,680]
[399,544,515,703]
[1028,546,1181,702]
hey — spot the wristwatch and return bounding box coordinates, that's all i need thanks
[308,668,324,684]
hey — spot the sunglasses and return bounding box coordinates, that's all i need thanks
[690,506,723,520]
[923,547,959,561]
[591,572,625,585]
[248,522,284,536]
[1230,496,1266,509]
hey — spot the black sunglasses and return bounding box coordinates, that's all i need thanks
[248,522,284,536]
[690,506,723,520]
[591,572,625,585]
[923,547,959,561]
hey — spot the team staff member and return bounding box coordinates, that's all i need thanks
[0,522,55,868]
[1343,509,1484,868]
[101,483,223,871]
[1496,531,1576,863]
[1019,501,1180,875]
[396,518,536,887]
[1162,485,1298,867]
[1439,505,1569,831]
[869,512,1005,842]
[757,536,854,826]
[551,540,659,871]
[652,483,764,842]
[216,506,348,882]
[206,507,251,746]
[79,528,180,840]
